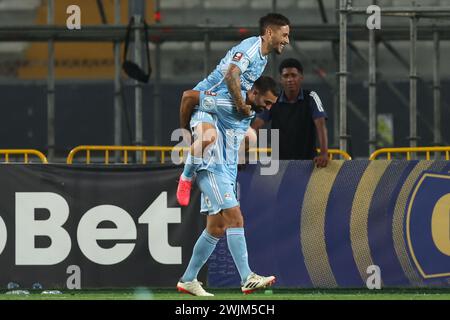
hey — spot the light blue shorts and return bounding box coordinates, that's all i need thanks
[196,170,239,215]
[190,109,216,130]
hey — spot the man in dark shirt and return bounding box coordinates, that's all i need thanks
[251,58,329,167]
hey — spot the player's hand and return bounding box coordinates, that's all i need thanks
[313,153,329,168]
[237,104,253,117]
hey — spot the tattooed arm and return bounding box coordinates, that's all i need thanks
[224,64,252,116]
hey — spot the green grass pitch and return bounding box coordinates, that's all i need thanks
[1,288,450,300]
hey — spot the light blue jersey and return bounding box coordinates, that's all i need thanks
[190,36,267,128]
[195,89,253,215]
[196,90,254,182]
[194,36,268,92]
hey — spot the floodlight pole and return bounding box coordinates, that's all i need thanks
[409,16,418,150]
[114,0,122,152]
[134,14,143,155]
[433,30,441,146]
[153,0,162,150]
[368,26,377,155]
[333,0,339,148]
[339,0,349,152]
[47,0,55,162]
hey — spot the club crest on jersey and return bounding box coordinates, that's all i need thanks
[202,96,216,109]
[232,52,244,62]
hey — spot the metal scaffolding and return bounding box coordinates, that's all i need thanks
[368,18,376,155]
[133,14,143,150]
[1,24,450,42]
[114,0,122,150]
[153,0,162,148]
[47,0,55,162]
[1,1,450,159]
[433,29,442,146]
[340,2,450,154]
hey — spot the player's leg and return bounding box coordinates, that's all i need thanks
[218,176,276,294]
[177,117,217,206]
[183,121,217,179]
[194,176,253,285]
[221,206,251,279]
[222,206,276,294]
[179,211,224,282]
[177,172,224,296]
[177,197,222,296]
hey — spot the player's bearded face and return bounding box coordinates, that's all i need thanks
[270,25,290,54]
[252,91,277,112]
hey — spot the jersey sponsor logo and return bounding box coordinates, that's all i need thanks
[202,96,216,110]
[205,91,217,96]
[232,52,244,62]
[406,172,450,279]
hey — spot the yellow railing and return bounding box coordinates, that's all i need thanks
[319,148,352,160]
[66,145,190,164]
[249,148,352,160]
[67,145,352,164]
[0,149,48,164]
[4,146,450,163]
[3,146,450,164]
[369,146,450,160]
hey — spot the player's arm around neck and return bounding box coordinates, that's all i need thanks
[225,64,252,116]
[179,90,200,130]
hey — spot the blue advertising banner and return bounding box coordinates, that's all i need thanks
[207,160,450,288]
[1,161,449,289]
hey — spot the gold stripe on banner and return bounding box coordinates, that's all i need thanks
[350,160,390,283]
[392,161,435,286]
[301,160,343,288]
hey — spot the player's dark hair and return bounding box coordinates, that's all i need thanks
[254,76,279,97]
[279,58,303,74]
[259,13,290,36]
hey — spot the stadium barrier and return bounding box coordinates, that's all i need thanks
[0,160,449,288]
[248,148,352,160]
[66,145,189,164]
[66,145,352,164]
[0,149,48,164]
[369,146,450,160]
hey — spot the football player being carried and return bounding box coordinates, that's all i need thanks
[177,13,290,206]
